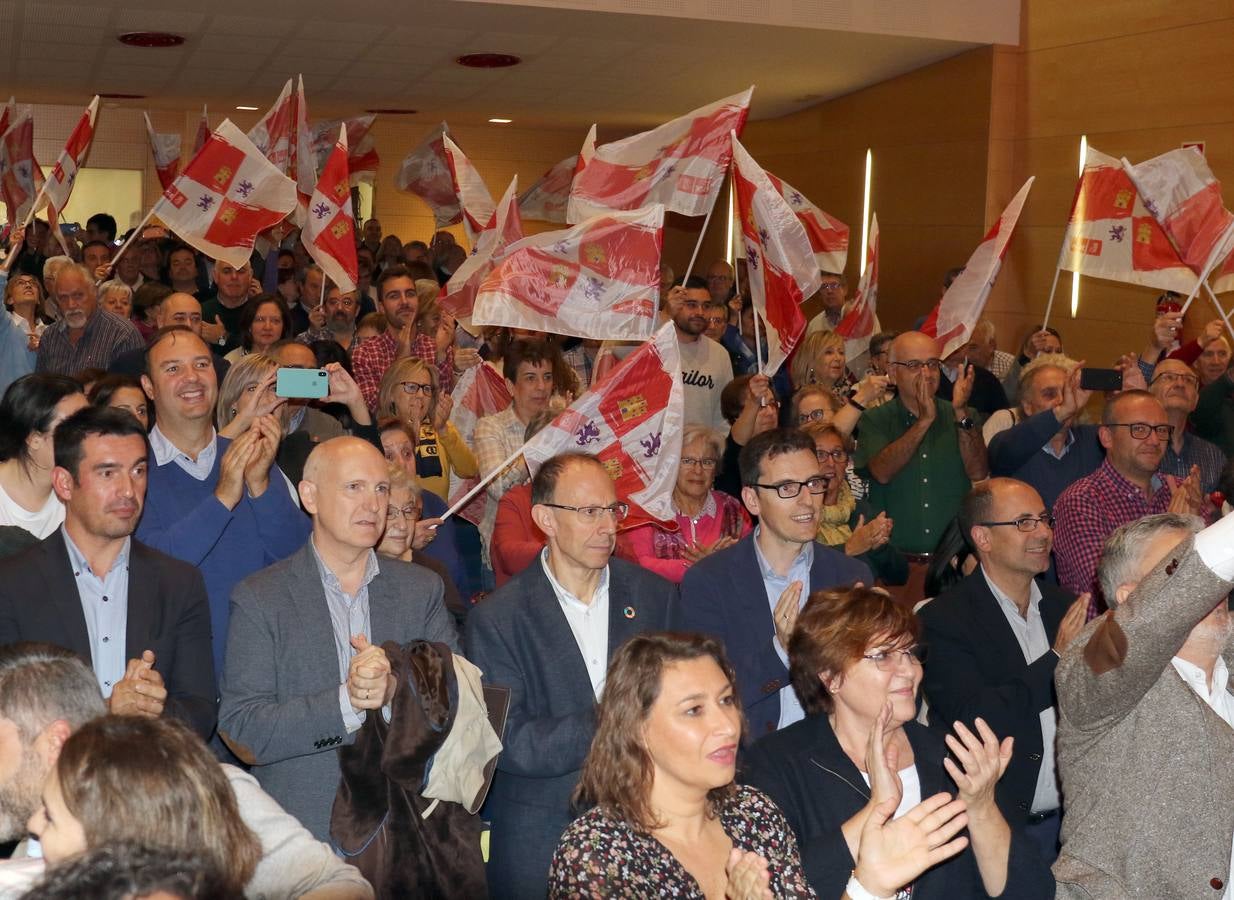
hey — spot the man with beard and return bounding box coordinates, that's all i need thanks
[34,263,143,376]
[351,266,444,412]
[672,276,733,433]
[296,283,360,351]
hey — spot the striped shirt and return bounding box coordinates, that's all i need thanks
[35,309,144,376]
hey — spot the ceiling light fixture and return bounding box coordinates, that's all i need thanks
[488,118,513,124]
[117,32,185,48]
[456,53,521,69]
[235,105,259,111]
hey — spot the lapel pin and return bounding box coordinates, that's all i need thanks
[623,606,636,619]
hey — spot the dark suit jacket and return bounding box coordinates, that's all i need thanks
[936,363,1009,417]
[680,533,870,740]
[0,530,216,739]
[919,569,1072,825]
[743,716,1054,899]
[464,555,676,900]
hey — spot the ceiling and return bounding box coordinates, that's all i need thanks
[0,0,1014,129]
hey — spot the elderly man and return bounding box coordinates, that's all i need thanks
[1150,357,1227,496]
[705,259,735,306]
[920,478,1089,860]
[200,257,256,356]
[1195,334,1232,387]
[1053,512,1234,897]
[220,436,457,840]
[296,283,360,350]
[466,452,676,898]
[35,263,143,375]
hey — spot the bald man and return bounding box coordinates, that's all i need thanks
[219,437,458,839]
[108,292,230,381]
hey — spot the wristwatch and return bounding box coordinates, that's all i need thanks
[956,415,976,431]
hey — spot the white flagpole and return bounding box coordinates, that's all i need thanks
[1203,281,1234,342]
[682,188,721,284]
[106,207,158,278]
[440,441,528,521]
[752,304,765,377]
[1040,264,1064,333]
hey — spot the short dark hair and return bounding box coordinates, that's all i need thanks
[15,841,228,899]
[308,339,352,374]
[406,240,430,253]
[406,259,437,283]
[0,374,83,466]
[86,212,117,241]
[672,274,709,292]
[54,405,150,481]
[738,428,816,488]
[80,239,113,260]
[375,264,413,296]
[503,338,558,384]
[720,375,753,425]
[239,294,290,351]
[1102,388,1156,426]
[144,325,204,375]
[531,452,603,505]
[869,331,897,358]
[958,480,997,545]
[87,373,145,410]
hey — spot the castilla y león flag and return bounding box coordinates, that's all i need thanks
[442,133,495,245]
[922,177,1034,359]
[302,125,358,293]
[766,172,849,275]
[471,204,664,341]
[395,122,462,228]
[731,134,821,378]
[442,176,524,321]
[0,101,44,224]
[567,87,752,223]
[152,119,298,269]
[519,153,576,224]
[39,95,99,217]
[521,321,684,524]
[836,213,879,360]
[144,112,181,191]
[447,364,514,527]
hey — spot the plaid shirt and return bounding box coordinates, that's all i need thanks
[352,330,454,413]
[1053,458,1171,616]
[1160,430,1227,497]
[35,309,145,376]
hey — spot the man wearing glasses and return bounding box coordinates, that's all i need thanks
[681,428,870,738]
[1054,390,1205,614]
[466,452,676,898]
[1148,358,1226,496]
[805,271,883,375]
[920,477,1089,862]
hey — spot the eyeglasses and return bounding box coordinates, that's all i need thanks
[890,358,943,373]
[815,448,849,462]
[798,409,828,425]
[386,504,418,521]
[540,501,630,523]
[751,476,828,499]
[705,317,726,327]
[680,457,718,470]
[819,281,843,291]
[863,645,927,671]
[10,277,38,288]
[1105,422,1173,440]
[978,513,1056,532]
[398,382,433,395]
[1151,371,1200,388]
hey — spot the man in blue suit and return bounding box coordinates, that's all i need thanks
[682,428,870,740]
[466,452,676,899]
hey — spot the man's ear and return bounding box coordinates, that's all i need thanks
[36,718,74,769]
[1097,425,1114,451]
[50,466,74,504]
[741,485,761,519]
[969,525,993,555]
[531,504,556,538]
[298,480,318,515]
[140,373,155,402]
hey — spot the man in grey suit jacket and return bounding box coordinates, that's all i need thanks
[1054,512,1234,898]
[219,437,458,840]
[466,452,676,900]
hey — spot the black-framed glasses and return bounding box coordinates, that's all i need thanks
[978,513,1056,533]
[863,645,927,671]
[540,501,630,523]
[398,382,433,395]
[890,358,943,372]
[680,457,718,470]
[386,504,418,521]
[751,476,828,499]
[1151,371,1200,388]
[1105,422,1173,440]
[815,448,849,462]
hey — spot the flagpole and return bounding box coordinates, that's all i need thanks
[1203,281,1234,342]
[106,207,158,278]
[752,304,765,377]
[682,191,720,284]
[440,441,529,522]
[1040,264,1064,332]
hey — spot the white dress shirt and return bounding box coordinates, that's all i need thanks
[540,549,610,700]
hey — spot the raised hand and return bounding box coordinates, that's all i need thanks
[852,792,970,897]
[865,701,904,809]
[1054,594,1089,653]
[952,363,975,412]
[772,580,803,649]
[845,512,892,556]
[108,650,166,718]
[724,849,772,900]
[432,393,454,433]
[943,718,1012,816]
[242,414,282,498]
[214,428,260,509]
[346,634,393,711]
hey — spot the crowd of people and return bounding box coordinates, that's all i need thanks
[0,209,1231,899]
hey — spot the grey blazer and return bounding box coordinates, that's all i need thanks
[218,540,458,841]
[1053,537,1234,899]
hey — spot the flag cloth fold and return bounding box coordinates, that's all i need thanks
[567,87,753,223]
[441,176,523,321]
[835,213,879,361]
[731,134,820,378]
[302,125,358,292]
[193,106,210,156]
[472,204,664,341]
[312,115,379,185]
[292,75,315,226]
[0,103,44,224]
[442,134,495,245]
[446,365,513,527]
[521,321,684,523]
[766,172,849,275]
[151,119,298,269]
[922,177,1034,359]
[1058,146,1194,294]
[144,112,181,191]
[38,95,99,220]
[395,122,461,227]
[247,78,294,174]
[518,154,576,223]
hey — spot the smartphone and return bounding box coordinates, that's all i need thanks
[276,368,329,399]
[1079,367,1123,392]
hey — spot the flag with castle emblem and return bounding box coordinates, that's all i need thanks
[144,112,181,190]
[395,122,462,227]
[0,102,43,224]
[766,172,849,275]
[923,177,1034,359]
[37,96,99,219]
[302,125,358,292]
[1057,147,1194,293]
[521,321,684,523]
[312,115,379,185]
[731,134,821,378]
[442,176,524,321]
[835,213,879,360]
[472,204,664,341]
[447,364,513,527]
[567,87,753,223]
[442,134,495,245]
[519,153,576,223]
[151,119,298,269]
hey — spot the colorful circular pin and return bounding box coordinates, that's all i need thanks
[623,606,636,619]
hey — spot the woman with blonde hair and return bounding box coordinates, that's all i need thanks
[790,331,853,398]
[216,352,284,436]
[376,356,477,501]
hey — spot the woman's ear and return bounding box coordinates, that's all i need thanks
[820,670,843,694]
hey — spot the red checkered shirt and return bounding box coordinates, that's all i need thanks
[353,330,454,412]
[1053,458,1171,618]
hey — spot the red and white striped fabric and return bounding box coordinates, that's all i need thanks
[39,95,98,217]
[442,177,523,321]
[447,364,512,526]
[312,115,379,185]
[302,125,358,292]
[522,321,683,523]
[835,213,879,361]
[143,112,181,191]
[731,134,820,378]
[292,75,315,226]
[766,172,849,275]
[518,154,576,223]
[472,204,664,341]
[0,103,44,224]
[247,78,294,174]
[442,134,495,245]
[567,87,752,223]
[395,122,462,227]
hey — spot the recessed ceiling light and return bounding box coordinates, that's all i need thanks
[117,32,185,48]
[488,118,513,124]
[456,53,521,69]
[235,105,259,111]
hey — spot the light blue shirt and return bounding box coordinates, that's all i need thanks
[752,526,813,730]
[149,423,218,481]
[62,525,131,698]
[309,537,380,733]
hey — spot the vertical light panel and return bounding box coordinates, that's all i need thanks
[725,178,734,265]
[1070,135,1087,317]
[860,149,872,275]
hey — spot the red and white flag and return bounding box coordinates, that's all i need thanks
[395,122,461,227]
[567,87,753,223]
[442,176,523,321]
[447,364,513,526]
[302,125,358,293]
[442,134,495,245]
[1057,146,1194,293]
[247,78,294,174]
[835,213,879,360]
[193,106,210,156]
[37,96,98,218]
[923,177,1034,358]
[0,104,44,224]
[522,321,684,523]
[152,119,298,269]
[0,97,11,138]
[472,204,664,341]
[143,112,181,191]
[312,115,379,185]
[518,154,576,223]
[1122,148,1234,283]
[766,173,849,275]
[292,75,315,226]
[731,134,821,378]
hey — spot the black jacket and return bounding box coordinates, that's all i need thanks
[936,363,1008,418]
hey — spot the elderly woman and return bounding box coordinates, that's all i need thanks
[744,587,1053,898]
[224,294,291,364]
[97,279,134,321]
[713,374,782,499]
[789,375,889,442]
[620,425,752,583]
[790,331,853,399]
[376,356,477,502]
[4,271,46,341]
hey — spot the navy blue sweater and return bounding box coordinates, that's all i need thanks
[987,411,1104,509]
